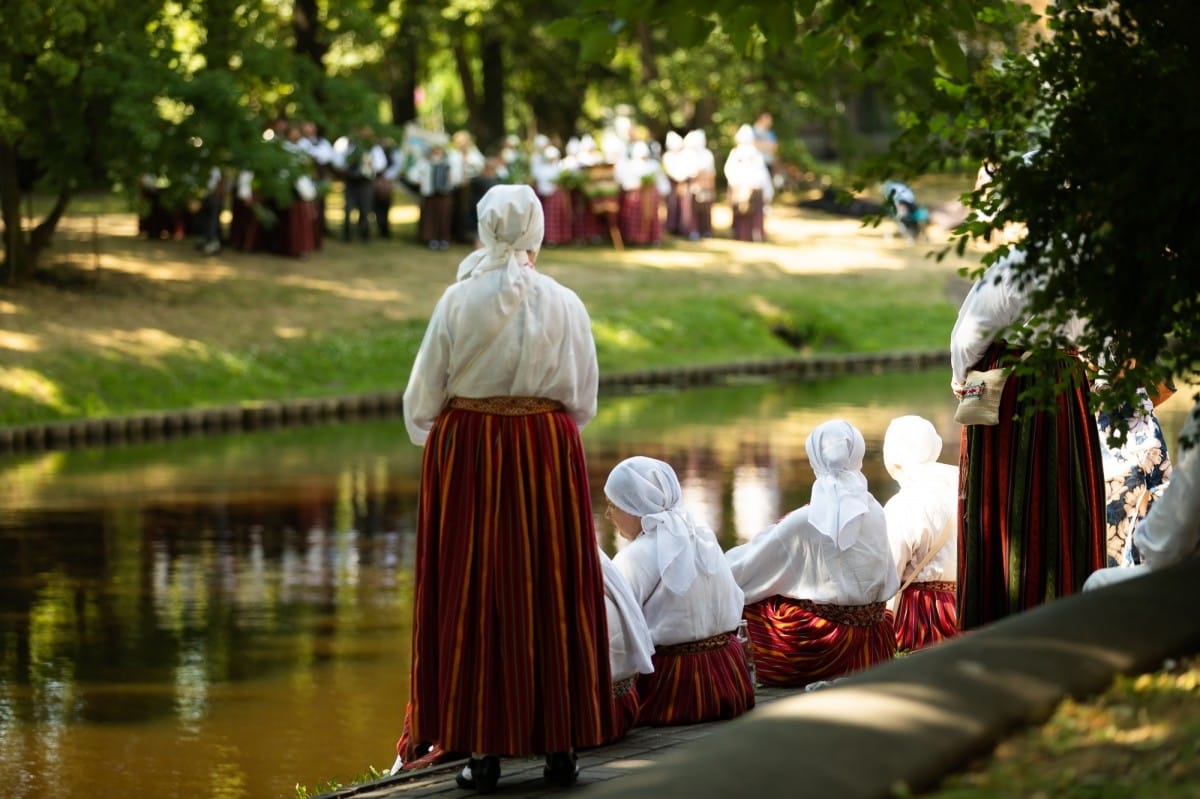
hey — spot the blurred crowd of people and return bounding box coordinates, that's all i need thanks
[137,110,783,259]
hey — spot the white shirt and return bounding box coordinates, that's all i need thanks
[723,145,774,202]
[724,500,899,607]
[950,250,1088,387]
[613,527,746,648]
[402,266,599,445]
[884,461,959,587]
[600,550,655,681]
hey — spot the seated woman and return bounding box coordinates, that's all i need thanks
[725,419,899,687]
[881,415,960,652]
[599,549,656,742]
[605,456,756,727]
[1084,399,1199,592]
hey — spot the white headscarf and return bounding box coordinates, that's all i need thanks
[805,420,871,550]
[604,456,725,596]
[882,415,944,486]
[455,184,544,282]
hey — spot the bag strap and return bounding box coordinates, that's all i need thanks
[898,521,954,596]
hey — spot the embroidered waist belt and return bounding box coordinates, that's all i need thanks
[795,599,888,627]
[655,631,732,656]
[446,396,565,415]
[612,674,637,699]
[911,580,957,593]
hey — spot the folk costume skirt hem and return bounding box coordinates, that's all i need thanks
[742,596,896,688]
[635,635,755,727]
[894,582,958,652]
[957,343,1105,631]
[408,400,617,757]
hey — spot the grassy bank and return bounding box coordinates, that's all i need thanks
[0,186,977,427]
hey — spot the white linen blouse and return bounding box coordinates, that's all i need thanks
[724,501,899,607]
[401,266,599,445]
[613,531,746,649]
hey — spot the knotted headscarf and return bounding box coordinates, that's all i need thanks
[455,184,545,282]
[604,456,724,596]
[805,420,871,550]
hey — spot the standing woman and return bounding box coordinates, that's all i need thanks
[402,184,616,793]
[723,124,773,243]
[951,249,1105,631]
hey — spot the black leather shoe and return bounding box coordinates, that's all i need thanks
[455,755,500,794]
[543,751,579,787]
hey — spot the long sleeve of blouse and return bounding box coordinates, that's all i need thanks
[402,269,599,445]
[724,502,899,607]
[949,252,1030,385]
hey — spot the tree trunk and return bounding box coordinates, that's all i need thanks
[0,141,29,283]
[453,39,479,135]
[292,0,328,69]
[477,32,506,152]
[387,10,419,126]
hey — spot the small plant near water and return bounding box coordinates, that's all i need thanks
[295,765,388,799]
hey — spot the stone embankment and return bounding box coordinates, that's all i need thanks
[0,350,948,454]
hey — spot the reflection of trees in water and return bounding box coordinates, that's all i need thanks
[0,460,417,735]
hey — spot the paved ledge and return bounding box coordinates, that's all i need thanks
[314,551,1199,799]
[586,551,1200,799]
[0,350,949,454]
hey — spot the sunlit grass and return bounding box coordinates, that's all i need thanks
[924,656,1200,798]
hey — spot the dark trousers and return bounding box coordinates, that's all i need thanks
[343,179,373,242]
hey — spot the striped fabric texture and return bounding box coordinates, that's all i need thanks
[957,344,1106,631]
[894,583,959,652]
[635,637,756,727]
[742,596,897,688]
[408,405,617,757]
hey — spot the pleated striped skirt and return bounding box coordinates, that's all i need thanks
[743,596,896,688]
[957,344,1106,631]
[635,633,756,726]
[407,396,617,756]
[894,581,958,652]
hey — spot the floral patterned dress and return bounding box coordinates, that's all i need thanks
[1097,390,1173,566]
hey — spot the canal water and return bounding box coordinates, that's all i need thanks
[1,371,1194,799]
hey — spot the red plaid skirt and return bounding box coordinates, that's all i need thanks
[894,581,959,652]
[635,634,755,726]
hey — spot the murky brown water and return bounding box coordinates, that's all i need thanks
[1,372,1193,799]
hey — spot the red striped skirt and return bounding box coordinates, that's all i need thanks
[743,596,896,688]
[958,344,1105,631]
[617,187,664,245]
[894,581,958,652]
[606,676,642,743]
[408,396,617,756]
[540,189,575,245]
[635,633,755,727]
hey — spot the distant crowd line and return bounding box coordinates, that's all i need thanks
[136,112,782,259]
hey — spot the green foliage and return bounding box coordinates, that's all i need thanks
[880,0,1200,415]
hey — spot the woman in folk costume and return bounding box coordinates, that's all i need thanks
[881,415,960,652]
[723,124,773,242]
[605,456,756,727]
[532,144,574,246]
[409,141,456,249]
[661,131,691,236]
[401,184,616,793]
[725,420,899,688]
[684,129,716,239]
[570,134,608,244]
[951,250,1104,631]
[615,140,669,246]
[598,548,656,743]
[1084,399,1200,591]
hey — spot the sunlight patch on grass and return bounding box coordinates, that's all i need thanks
[0,367,65,409]
[0,331,41,352]
[273,274,413,303]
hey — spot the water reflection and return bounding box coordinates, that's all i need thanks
[0,372,1194,799]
